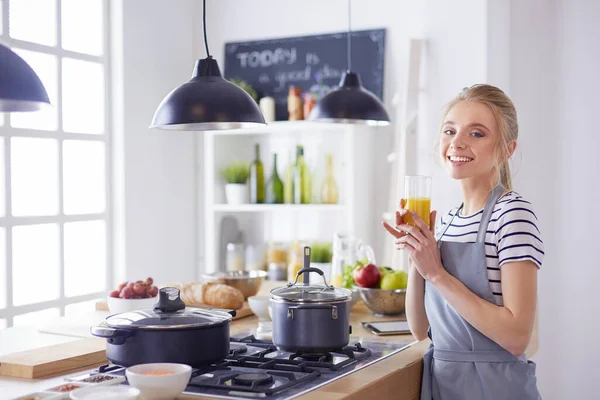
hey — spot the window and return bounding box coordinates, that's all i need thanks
[0,0,111,328]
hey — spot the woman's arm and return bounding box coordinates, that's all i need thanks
[430,261,537,356]
[405,258,430,340]
[382,202,433,341]
[397,212,538,356]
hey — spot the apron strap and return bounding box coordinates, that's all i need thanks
[435,206,461,244]
[475,184,506,243]
[436,184,506,245]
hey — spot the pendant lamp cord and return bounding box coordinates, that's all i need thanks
[347,0,352,71]
[203,0,211,57]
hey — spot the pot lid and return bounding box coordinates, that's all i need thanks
[270,283,352,303]
[105,287,233,329]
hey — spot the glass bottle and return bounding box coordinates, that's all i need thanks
[293,146,311,204]
[266,153,284,204]
[283,149,295,204]
[288,86,303,121]
[321,153,339,204]
[249,143,265,204]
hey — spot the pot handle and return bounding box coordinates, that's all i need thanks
[291,267,333,289]
[286,304,339,320]
[90,325,133,345]
[154,287,186,313]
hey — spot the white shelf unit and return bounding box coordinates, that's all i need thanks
[202,121,376,274]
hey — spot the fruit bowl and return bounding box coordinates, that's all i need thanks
[353,286,406,316]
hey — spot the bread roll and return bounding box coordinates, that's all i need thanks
[202,282,244,310]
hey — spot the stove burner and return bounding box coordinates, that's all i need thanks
[229,342,248,356]
[232,372,274,386]
[289,352,333,362]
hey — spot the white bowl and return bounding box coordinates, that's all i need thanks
[248,295,270,321]
[70,386,140,400]
[106,296,157,314]
[125,363,192,400]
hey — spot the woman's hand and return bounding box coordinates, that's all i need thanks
[395,210,446,282]
[381,199,409,239]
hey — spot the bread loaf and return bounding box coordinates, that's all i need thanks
[202,282,244,310]
[162,282,244,310]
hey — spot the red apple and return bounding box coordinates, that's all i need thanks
[353,263,381,288]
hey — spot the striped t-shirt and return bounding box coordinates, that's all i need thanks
[437,191,544,306]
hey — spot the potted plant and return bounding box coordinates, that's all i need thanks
[309,242,333,284]
[221,163,250,204]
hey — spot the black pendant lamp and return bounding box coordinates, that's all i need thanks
[0,43,51,112]
[150,0,265,130]
[308,0,390,126]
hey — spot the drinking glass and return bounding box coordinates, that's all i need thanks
[404,176,432,228]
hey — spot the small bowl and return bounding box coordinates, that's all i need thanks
[106,296,157,314]
[125,363,192,400]
[354,286,406,316]
[70,386,140,400]
[46,382,93,397]
[202,270,267,299]
[248,295,271,321]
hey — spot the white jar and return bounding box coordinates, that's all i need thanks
[259,96,275,123]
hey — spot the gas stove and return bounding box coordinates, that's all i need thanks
[89,334,414,399]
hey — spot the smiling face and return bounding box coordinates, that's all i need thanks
[440,100,506,185]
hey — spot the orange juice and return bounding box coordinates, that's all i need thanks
[404,197,431,227]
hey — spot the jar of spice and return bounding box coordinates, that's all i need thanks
[287,241,304,282]
[303,93,316,119]
[288,86,303,121]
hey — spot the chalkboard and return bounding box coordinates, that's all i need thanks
[224,29,386,121]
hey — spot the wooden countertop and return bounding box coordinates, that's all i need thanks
[179,280,428,400]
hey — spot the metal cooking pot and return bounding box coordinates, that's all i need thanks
[91,287,235,367]
[270,247,353,353]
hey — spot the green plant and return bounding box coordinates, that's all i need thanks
[310,242,333,263]
[230,78,258,103]
[221,163,249,184]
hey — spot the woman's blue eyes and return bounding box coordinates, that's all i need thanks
[443,129,484,138]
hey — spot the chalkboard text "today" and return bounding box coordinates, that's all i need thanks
[236,48,298,68]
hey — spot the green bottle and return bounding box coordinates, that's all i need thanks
[266,153,284,204]
[283,149,295,204]
[249,143,265,204]
[294,146,311,204]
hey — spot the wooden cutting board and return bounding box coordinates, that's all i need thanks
[0,338,106,379]
[95,300,254,321]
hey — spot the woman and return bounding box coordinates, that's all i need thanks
[382,84,543,399]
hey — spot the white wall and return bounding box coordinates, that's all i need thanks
[552,0,598,397]
[111,0,198,285]
[511,0,599,398]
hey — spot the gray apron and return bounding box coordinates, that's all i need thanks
[420,184,541,400]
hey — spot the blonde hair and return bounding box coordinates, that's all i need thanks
[440,84,518,191]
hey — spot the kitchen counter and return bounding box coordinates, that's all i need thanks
[0,281,428,399]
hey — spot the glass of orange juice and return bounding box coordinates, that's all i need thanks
[404,175,432,228]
